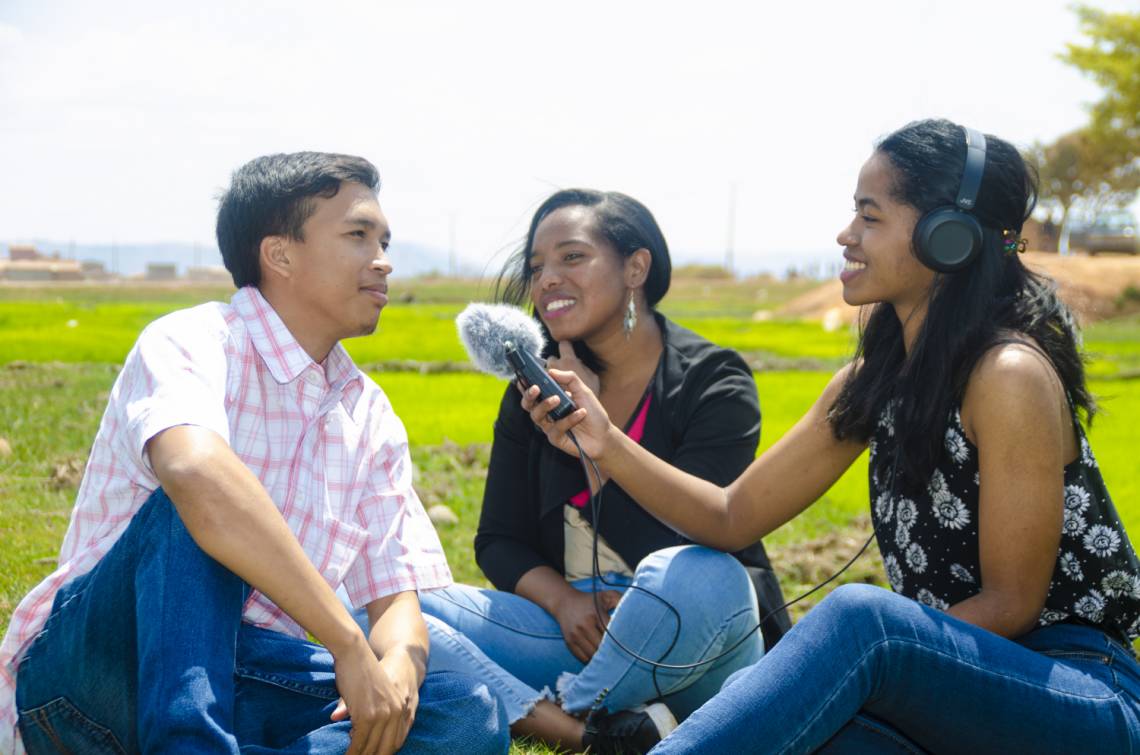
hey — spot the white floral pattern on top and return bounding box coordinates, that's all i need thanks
[945,424,969,466]
[927,470,950,502]
[874,491,894,524]
[916,589,950,611]
[1064,484,1091,515]
[932,495,970,530]
[868,399,1140,640]
[1074,589,1107,623]
[894,520,912,550]
[1060,551,1084,582]
[906,543,928,574]
[896,498,918,528]
[1062,509,1089,538]
[1081,436,1097,469]
[878,398,899,437]
[885,554,904,593]
[1102,570,1140,599]
[950,563,975,583]
[1084,525,1122,559]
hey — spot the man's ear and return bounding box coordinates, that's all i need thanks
[625,248,652,288]
[259,235,292,281]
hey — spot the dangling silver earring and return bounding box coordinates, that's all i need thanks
[623,290,637,339]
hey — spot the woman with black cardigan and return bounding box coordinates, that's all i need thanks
[419,189,789,755]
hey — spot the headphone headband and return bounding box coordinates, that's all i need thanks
[912,124,988,272]
[955,127,986,211]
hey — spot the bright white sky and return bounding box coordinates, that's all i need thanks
[0,0,1134,275]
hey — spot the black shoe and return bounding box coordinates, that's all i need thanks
[581,702,678,754]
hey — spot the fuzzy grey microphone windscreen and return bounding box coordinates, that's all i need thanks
[456,303,546,379]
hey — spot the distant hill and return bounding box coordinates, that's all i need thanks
[1,239,457,279]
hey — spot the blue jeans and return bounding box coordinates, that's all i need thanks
[649,583,1140,754]
[14,488,509,754]
[415,545,765,724]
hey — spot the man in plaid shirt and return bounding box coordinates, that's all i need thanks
[1,153,508,754]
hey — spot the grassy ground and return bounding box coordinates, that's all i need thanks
[0,279,1137,754]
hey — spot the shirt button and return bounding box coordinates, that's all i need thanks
[305,371,322,386]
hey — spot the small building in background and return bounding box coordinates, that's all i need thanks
[186,265,232,283]
[145,262,178,281]
[8,244,40,261]
[1,259,84,281]
[80,260,109,280]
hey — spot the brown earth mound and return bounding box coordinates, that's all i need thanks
[776,252,1140,325]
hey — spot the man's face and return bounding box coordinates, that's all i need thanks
[279,181,392,356]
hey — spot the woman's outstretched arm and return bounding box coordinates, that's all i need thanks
[525,365,867,551]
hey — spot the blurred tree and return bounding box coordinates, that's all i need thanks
[1061,5,1140,153]
[1031,129,1140,250]
[1035,6,1140,252]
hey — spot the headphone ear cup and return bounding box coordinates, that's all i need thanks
[913,208,983,273]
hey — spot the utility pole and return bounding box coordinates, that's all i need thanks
[725,182,737,275]
[448,212,458,278]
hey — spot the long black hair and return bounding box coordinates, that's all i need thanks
[495,188,672,372]
[828,119,1094,493]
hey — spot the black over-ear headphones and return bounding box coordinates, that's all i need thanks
[913,126,987,273]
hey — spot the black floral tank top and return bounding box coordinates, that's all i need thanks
[868,398,1140,642]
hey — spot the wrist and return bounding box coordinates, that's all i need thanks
[325,622,371,659]
[380,645,424,690]
[545,581,582,619]
[595,422,627,464]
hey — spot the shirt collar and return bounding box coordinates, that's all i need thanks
[233,286,315,385]
[325,341,365,414]
[230,288,363,413]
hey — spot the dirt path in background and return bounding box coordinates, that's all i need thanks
[777,252,1140,325]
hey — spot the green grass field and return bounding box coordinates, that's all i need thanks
[1,279,1137,753]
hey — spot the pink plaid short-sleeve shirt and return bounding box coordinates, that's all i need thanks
[0,287,451,752]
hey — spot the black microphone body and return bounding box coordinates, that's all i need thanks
[504,340,578,420]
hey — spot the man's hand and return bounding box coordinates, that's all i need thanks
[377,650,420,748]
[333,591,428,754]
[552,589,622,663]
[330,637,412,755]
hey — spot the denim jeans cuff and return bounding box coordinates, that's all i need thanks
[557,670,605,716]
[514,686,557,724]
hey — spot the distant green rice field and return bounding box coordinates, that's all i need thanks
[1084,312,1140,378]
[3,287,1135,377]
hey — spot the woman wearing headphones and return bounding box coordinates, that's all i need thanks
[526,120,1140,752]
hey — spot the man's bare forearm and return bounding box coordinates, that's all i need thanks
[366,591,429,688]
[148,424,366,658]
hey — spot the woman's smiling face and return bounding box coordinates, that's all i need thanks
[528,205,631,343]
[836,152,934,315]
